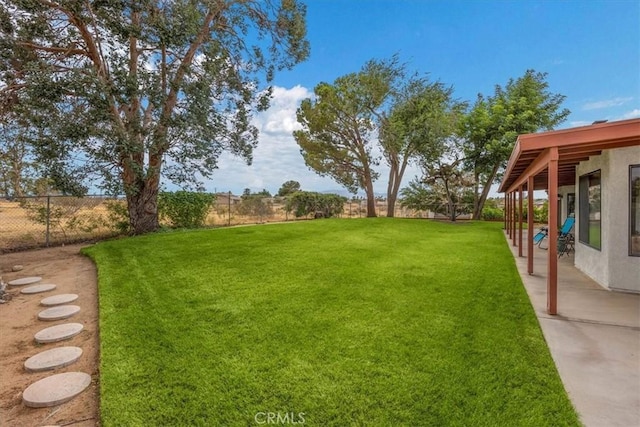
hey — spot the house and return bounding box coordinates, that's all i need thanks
[499,118,640,314]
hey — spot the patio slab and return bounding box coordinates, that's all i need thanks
[505,230,640,427]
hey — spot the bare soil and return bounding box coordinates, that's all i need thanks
[0,244,99,427]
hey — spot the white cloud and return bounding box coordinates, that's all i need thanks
[254,85,313,135]
[567,120,591,128]
[619,109,640,120]
[205,85,340,194]
[582,97,633,110]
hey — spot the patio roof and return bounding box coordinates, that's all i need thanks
[499,117,640,315]
[499,118,640,193]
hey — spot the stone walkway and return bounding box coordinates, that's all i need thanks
[6,275,91,412]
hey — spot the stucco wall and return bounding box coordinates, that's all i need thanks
[575,146,640,292]
[575,153,609,287]
[606,147,640,292]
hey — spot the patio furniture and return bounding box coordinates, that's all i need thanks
[534,216,575,253]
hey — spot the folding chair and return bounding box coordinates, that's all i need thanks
[533,227,548,248]
[533,215,575,252]
[557,216,575,257]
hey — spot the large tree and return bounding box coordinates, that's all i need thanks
[461,70,570,219]
[0,0,309,233]
[277,179,301,196]
[294,57,402,217]
[380,78,465,217]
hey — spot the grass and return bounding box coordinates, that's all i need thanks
[84,219,580,426]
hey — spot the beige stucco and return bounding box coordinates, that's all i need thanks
[574,146,640,292]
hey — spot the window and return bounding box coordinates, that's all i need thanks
[631,165,640,256]
[579,170,601,250]
[567,193,576,218]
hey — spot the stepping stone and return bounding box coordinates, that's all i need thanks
[40,294,78,306]
[35,323,84,344]
[21,284,57,295]
[8,276,42,286]
[22,372,91,408]
[38,305,81,321]
[24,347,83,372]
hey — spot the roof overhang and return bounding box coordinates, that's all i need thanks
[498,118,640,193]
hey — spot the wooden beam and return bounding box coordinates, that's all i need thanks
[518,185,523,257]
[512,192,517,246]
[505,148,553,193]
[527,176,534,274]
[547,147,559,315]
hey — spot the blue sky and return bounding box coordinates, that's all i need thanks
[203,0,640,196]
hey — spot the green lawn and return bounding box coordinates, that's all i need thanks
[84,219,579,426]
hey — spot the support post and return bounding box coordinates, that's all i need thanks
[228,191,231,226]
[511,192,517,246]
[547,148,559,315]
[527,176,535,275]
[506,193,511,238]
[518,186,523,257]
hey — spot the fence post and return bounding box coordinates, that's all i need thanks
[45,195,51,247]
[228,191,231,226]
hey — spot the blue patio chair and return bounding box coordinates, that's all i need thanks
[533,227,548,248]
[533,215,575,252]
[557,216,575,257]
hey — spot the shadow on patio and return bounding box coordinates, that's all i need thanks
[505,229,639,427]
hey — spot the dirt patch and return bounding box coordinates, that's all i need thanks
[0,244,99,427]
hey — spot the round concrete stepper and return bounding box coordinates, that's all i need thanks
[21,284,57,295]
[8,276,42,286]
[22,372,91,408]
[40,294,79,306]
[24,346,83,372]
[38,305,81,321]
[35,323,84,344]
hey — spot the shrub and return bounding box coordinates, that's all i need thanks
[285,192,346,218]
[158,191,216,228]
[534,201,549,223]
[481,207,504,221]
[105,200,131,234]
[236,195,274,218]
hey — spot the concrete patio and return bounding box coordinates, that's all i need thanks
[505,230,640,427]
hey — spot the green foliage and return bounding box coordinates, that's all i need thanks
[401,178,474,220]
[461,70,570,217]
[285,191,347,218]
[85,220,579,426]
[381,76,467,212]
[158,191,215,229]
[534,201,549,223]
[236,193,274,218]
[294,58,403,216]
[277,180,301,196]
[2,0,309,233]
[105,200,131,234]
[481,207,505,221]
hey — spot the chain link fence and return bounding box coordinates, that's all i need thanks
[1,194,478,252]
[0,195,125,252]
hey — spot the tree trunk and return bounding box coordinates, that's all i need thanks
[125,167,161,234]
[443,178,456,222]
[473,163,500,220]
[363,178,376,218]
[386,163,396,218]
[385,154,409,218]
[387,193,396,218]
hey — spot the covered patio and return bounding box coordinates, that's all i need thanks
[499,118,640,315]
[506,230,640,427]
